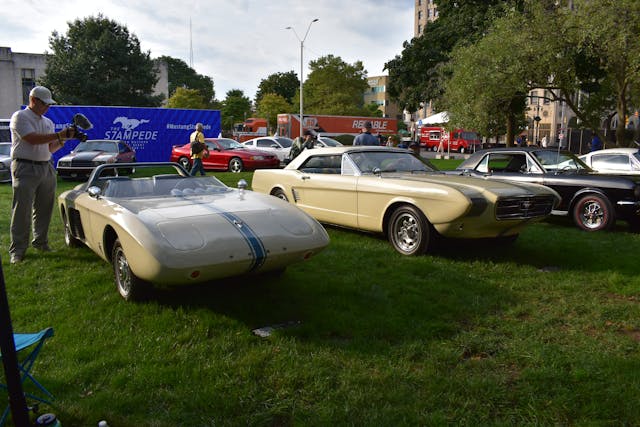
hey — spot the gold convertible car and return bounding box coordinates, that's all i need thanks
[58,162,329,300]
[252,146,561,255]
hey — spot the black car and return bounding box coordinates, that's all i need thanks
[56,139,136,179]
[451,147,640,232]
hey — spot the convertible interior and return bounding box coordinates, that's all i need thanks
[97,175,228,198]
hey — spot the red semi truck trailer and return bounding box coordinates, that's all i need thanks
[277,114,397,139]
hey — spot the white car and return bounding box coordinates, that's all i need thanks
[579,147,640,175]
[0,142,11,183]
[242,136,294,164]
[315,136,344,148]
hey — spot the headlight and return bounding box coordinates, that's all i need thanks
[57,160,70,167]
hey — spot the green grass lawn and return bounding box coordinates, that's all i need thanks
[0,165,639,426]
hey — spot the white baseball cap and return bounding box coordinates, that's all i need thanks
[29,86,56,105]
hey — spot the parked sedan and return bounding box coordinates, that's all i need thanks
[315,136,344,148]
[579,147,640,175]
[56,139,136,179]
[0,142,10,183]
[170,138,279,173]
[252,146,560,256]
[58,162,329,300]
[242,136,293,164]
[453,147,640,231]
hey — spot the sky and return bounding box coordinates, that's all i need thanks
[2,0,415,101]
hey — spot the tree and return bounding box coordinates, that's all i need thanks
[166,87,207,109]
[40,14,162,106]
[384,0,517,112]
[443,9,531,145]
[256,93,292,132]
[301,55,369,116]
[157,55,215,106]
[221,89,252,131]
[255,71,299,105]
[572,0,640,146]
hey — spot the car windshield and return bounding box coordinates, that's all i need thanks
[0,144,10,156]
[75,141,118,153]
[531,150,591,173]
[348,151,438,174]
[101,175,230,198]
[215,138,244,150]
[275,137,293,148]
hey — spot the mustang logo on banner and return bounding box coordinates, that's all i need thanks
[45,106,221,165]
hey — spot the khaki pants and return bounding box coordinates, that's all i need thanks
[9,160,57,257]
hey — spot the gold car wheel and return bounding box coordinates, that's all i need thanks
[388,205,432,256]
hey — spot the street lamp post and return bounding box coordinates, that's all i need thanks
[286,18,318,139]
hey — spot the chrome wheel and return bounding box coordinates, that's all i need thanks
[112,239,148,301]
[229,158,244,173]
[572,194,614,231]
[388,205,432,255]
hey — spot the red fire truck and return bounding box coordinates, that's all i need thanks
[419,126,481,153]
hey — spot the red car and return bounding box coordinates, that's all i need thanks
[170,138,279,173]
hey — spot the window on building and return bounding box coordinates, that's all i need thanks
[418,11,422,21]
[21,69,36,105]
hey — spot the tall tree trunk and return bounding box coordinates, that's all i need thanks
[505,112,515,147]
[616,89,627,147]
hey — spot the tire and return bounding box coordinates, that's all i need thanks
[387,205,433,256]
[178,156,191,170]
[112,238,150,301]
[272,188,289,202]
[62,213,82,247]
[571,193,614,231]
[229,157,244,173]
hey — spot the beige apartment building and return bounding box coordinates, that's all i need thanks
[365,75,402,120]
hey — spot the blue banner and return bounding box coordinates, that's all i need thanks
[45,106,221,165]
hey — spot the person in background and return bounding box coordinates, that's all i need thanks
[409,141,421,156]
[353,121,379,146]
[189,122,208,176]
[386,134,399,147]
[289,129,315,160]
[590,132,603,152]
[9,86,75,264]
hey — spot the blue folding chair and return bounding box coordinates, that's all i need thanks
[0,327,54,426]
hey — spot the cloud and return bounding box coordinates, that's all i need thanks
[0,0,414,100]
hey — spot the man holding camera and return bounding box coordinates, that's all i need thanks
[8,86,75,264]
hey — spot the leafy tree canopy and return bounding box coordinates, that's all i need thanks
[40,14,162,106]
[157,56,216,106]
[256,93,292,132]
[255,71,299,105]
[302,55,369,116]
[221,89,252,131]
[384,0,521,112]
[166,87,207,109]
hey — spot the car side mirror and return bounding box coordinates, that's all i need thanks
[88,186,102,198]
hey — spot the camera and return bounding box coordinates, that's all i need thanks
[69,113,93,142]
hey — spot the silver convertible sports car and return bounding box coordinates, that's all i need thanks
[58,162,329,300]
[252,146,561,256]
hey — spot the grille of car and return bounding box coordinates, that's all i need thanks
[495,195,556,220]
[71,159,99,167]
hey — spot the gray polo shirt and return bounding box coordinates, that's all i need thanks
[10,107,55,162]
